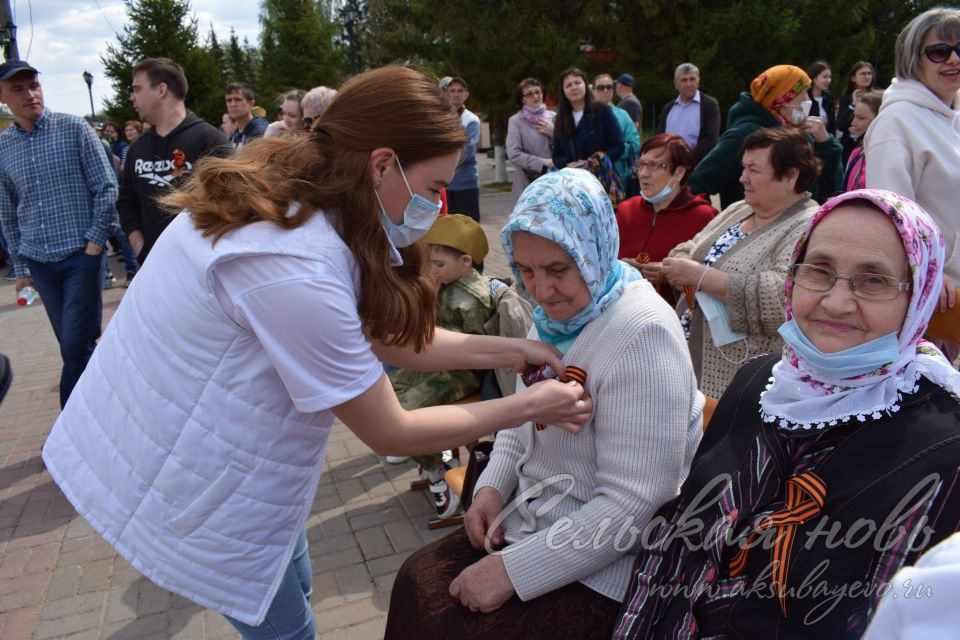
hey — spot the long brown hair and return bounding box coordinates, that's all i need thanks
[163,65,467,351]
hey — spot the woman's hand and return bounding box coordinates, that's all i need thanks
[938,275,957,313]
[519,379,592,434]
[465,487,504,550]
[449,555,515,613]
[640,261,663,282]
[661,257,706,288]
[802,116,829,143]
[542,158,555,169]
[512,338,564,374]
[536,119,554,138]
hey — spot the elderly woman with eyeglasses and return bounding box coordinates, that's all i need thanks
[864,7,960,322]
[299,85,338,133]
[506,77,556,204]
[661,127,820,399]
[617,134,717,304]
[613,189,960,640]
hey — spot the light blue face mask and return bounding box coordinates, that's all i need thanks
[640,182,674,205]
[778,318,900,380]
[374,157,442,248]
[696,291,747,347]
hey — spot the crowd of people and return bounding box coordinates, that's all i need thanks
[0,4,958,639]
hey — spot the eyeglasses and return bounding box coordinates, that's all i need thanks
[923,42,960,64]
[594,84,614,91]
[523,88,542,97]
[790,263,911,301]
[636,160,671,172]
[301,116,315,129]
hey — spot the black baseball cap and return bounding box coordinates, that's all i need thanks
[0,59,39,81]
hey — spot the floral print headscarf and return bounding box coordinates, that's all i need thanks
[501,168,642,351]
[761,189,960,431]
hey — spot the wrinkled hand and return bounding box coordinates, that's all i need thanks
[938,275,957,313]
[465,487,504,550]
[520,379,592,434]
[661,257,706,288]
[640,261,663,282]
[512,338,564,375]
[14,277,33,293]
[449,555,515,613]
[802,116,828,143]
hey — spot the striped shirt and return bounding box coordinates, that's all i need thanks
[0,108,118,278]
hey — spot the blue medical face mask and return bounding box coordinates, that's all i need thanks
[695,291,747,347]
[374,158,442,248]
[778,318,900,380]
[640,169,682,205]
[640,182,674,205]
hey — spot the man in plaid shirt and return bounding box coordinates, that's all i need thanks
[0,60,118,408]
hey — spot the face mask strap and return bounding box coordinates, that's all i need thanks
[394,155,415,197]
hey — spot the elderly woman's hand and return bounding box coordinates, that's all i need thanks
[465,487,504,550]
[521,379,592,434]
[449,554,515,613]
[802,116,829,143]
[661,257,708,289]
[535,119,554,138]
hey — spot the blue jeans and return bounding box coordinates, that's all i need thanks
[112,228,138,274]
[225,530,316,640]
[25,250,104,408]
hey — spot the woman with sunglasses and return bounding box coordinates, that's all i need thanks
[299,85,338,133]
[506,77,555,204]
[614,190,960,639]
[864,7,959,324]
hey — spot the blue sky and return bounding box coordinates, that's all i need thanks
[7,0,260,117]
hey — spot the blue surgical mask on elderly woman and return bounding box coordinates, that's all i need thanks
[374,158,442,249]
[777,318,900,380]
[501,168,643,352]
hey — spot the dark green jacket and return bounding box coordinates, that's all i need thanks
[687,92,843,209]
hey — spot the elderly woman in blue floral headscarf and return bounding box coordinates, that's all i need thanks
[612,189,960,640]
[386,168,704,639]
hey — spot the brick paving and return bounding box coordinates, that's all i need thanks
[0,163,517,639]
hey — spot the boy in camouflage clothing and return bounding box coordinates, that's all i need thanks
[387,214,495,518]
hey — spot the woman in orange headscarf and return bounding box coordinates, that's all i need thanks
[687,64,843,208]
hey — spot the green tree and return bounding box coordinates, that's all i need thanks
[224,29,260,90]
[257,0,344,103]
[101,0,224,125]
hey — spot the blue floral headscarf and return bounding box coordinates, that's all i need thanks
[500,168,642,351]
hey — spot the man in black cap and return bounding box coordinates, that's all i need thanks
[0,59,118,407]
[615,73,643,131]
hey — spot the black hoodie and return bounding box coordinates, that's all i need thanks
[118,112,230,260]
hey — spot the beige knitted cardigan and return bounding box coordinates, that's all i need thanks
[669,195,818,398]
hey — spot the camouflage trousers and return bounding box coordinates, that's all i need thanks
[387,368,483,471]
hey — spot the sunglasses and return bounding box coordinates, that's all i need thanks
[595,84,614,91]
[923,42,960,64]
[523,88,542,97]
[301,116,315,129]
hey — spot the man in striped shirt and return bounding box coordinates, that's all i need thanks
[0,59,118,408]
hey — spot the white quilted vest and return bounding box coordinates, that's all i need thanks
[43,210,357,625]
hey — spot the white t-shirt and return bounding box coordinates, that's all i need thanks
[211,252,383,413]
[573,110,584,126]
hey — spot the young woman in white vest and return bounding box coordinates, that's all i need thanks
[40,65,591,640]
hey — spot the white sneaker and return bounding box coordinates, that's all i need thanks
[385,456,409,464]
[429,478,460,519]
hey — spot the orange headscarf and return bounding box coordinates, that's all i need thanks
[750,65,811,112]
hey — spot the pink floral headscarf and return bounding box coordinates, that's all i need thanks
[761,189,960,431]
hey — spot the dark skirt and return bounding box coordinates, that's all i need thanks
[386,527,621,640]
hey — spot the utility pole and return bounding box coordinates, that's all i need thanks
[0,0,19,61]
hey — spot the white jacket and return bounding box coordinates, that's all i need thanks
[42,210,382,626]
[864,78,960,282]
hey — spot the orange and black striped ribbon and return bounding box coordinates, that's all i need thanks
[728,471,826,617]
[534,365,587,431]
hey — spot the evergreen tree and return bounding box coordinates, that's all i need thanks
[257,0,344,101]
[101,0,224,125]
[225,28,259,89]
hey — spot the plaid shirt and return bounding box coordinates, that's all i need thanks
[0,108,118,278]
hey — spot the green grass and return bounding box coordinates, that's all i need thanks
[482,182,512,192]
